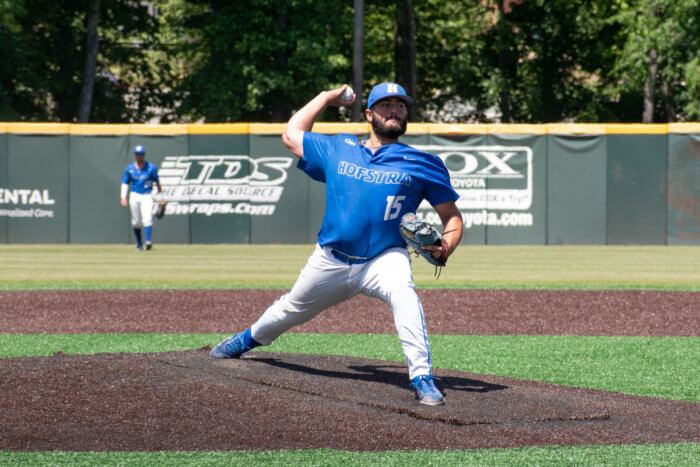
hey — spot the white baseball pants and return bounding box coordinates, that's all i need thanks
[129,192,155,228]
[250,244,433,379]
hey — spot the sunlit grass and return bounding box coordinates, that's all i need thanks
[1,443,698,466]
[1,244,697,290]
[2,333,697,402]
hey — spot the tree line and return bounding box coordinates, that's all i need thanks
[1,0,697,124]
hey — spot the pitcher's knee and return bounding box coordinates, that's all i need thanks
[387,285,420,307]
[251,297,315,345]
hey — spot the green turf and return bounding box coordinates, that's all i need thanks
[0,244,697,290]
[2,333,697,402]
[1,443,698,465]
[2,244,697,464]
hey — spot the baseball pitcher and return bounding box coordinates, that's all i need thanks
[211,83,463,405]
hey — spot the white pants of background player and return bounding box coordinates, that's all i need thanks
[250,244,434,379]
[129,191,155,228]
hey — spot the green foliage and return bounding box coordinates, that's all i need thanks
[0,0,175,122]
[606,0,700,122]
[2,0,698,122]
[412,0,490,121]
[175,0,353,122]
[683,57,700,120]
[475,1,623,122]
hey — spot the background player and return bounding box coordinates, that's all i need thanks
[211,82,463,406]
[120,145,164,251]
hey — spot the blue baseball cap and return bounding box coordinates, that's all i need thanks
[367,82,413,109]
[133,145,145,155]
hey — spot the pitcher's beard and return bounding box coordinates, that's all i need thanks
[370,114,407,139]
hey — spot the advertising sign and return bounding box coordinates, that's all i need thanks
[414,145,535,231]
[159,154,295,217]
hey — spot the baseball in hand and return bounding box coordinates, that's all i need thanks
[342,87,354,104]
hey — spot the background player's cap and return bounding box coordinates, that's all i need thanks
[367,82,413,109]
[133,145,145,156]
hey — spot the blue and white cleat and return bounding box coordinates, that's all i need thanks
[210,331,254,359]
[411,375,444,406]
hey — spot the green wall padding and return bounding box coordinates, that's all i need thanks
[1,129,696,245]
[667,133,700,245]
[70,135,130,243]
[7,134,69,243]
[186,134,250,244]
[606,134,667,244]
[0,133,7,242]
[547,134,606,245]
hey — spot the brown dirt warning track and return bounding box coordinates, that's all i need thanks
[0,289,698,451]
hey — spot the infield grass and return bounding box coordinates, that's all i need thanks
[1,442,698,466]
[0,244,697,290]
[1,333,697,402]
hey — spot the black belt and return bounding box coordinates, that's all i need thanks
[330,249,371,265]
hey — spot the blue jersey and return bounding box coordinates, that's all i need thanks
[121,161,160,194]
[299,133,458,258]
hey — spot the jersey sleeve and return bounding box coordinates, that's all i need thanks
[423,159,459,207]
[424,177,459,207]
[120,166,131,185]
[150,163,160,183]
[297,132,337,183]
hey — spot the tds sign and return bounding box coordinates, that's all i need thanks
[415,145,533,210]
[158,155,294,204]
[160,155,293,186]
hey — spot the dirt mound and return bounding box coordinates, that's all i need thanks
[1,350,697,451]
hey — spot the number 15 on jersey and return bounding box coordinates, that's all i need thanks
[384,195,406,221]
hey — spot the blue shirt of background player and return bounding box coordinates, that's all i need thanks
[121,161,160,194]
[299,132,459,259]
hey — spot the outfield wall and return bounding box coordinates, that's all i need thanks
[0,123,698,245]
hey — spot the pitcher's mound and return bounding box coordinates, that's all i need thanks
[1,350,697,451]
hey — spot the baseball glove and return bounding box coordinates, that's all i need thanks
[399,212,448,268]
[155,201,166,220]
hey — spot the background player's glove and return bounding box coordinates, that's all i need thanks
[155,200,167,219]
[399,212,448,267]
